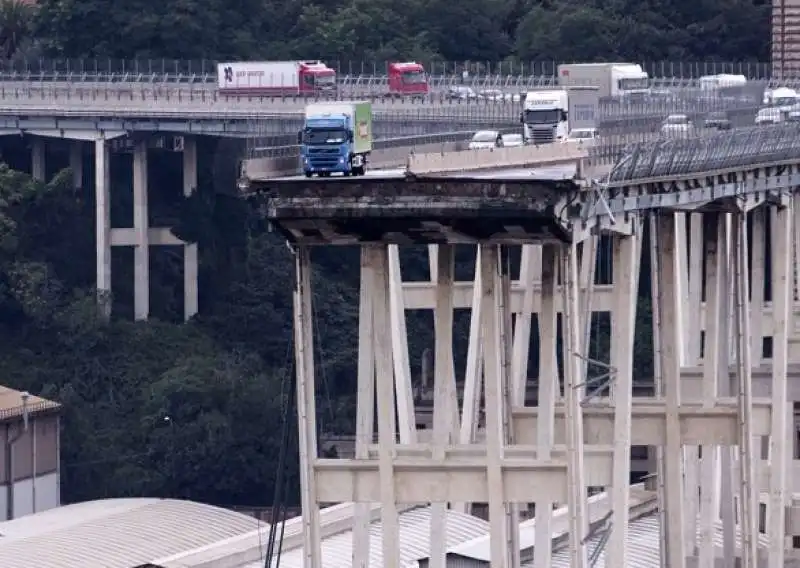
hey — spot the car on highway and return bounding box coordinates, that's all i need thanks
[446,86,477,101]
[703,111,732,130]
[468,130,503,150]
[566,128,599,145]
[755,107,783,125]
[501,133,524,147]
[660,114,694,136]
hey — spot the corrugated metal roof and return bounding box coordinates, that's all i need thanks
[0,498,261,568]
[264,506,489,568]
[531,512,773,568]
[447,486,657,562]
[0,386,60,422]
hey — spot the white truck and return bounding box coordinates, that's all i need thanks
[522,87,599,145]
[216,60,337,96]
[557,63,650,100]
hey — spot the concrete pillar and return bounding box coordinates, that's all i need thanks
[95,138,111,319]
[132,141,149,321]
[370,245,400,568]
[352,247,376,568]
[698,213,724,568]
[31,138,45,182]
[387,245,416,444]
[479,243,511,568]
[655,212,687,568]
[607,232,641,568]
[533,244,558,568]
[732,212,758,568]
[561,242,588,568]
[430,244,456,568]
[182,138,199,320]
[769,203,793,568]
[69,142,83,189]
[293,246,322,567]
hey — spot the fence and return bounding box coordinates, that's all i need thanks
[601,123,800,183]
[0,58,779,81]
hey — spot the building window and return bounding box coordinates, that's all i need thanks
[759,503,767,534]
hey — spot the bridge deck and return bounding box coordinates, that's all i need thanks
[252,174,580,245]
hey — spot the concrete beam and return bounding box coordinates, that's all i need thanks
[403,281,614,311]
[24,129,127,141]
[314,457,569,503]
[406,141,588,176]
[512,399,774,447]
[110,227,183,246]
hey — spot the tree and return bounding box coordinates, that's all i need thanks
[0,0,33,60]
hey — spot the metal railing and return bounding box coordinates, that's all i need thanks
[603,123,800,183]
[0,58,780,83]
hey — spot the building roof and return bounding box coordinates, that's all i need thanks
[0,385,60,423]
[261,506,489,568]
[0,498,261,568]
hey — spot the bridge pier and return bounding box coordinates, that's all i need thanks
[95,138,111,318]
[31,138,45,182]
[95,135,200,321]
[69,141,83,189]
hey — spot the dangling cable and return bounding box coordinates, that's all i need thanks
[265,360,296,568]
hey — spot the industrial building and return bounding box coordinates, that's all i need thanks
[773,0,800,77]
[0,385,61,521]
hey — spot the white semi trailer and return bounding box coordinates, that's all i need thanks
[557,63,650,100]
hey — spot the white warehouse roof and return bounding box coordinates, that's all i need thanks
[0,497,261,568]
[260,506,489,568]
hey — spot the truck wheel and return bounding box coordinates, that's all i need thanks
[353,166,365,176]
[304,172,312,178]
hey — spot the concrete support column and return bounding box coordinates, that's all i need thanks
[95,138,111,319]
[293,246,322,568]
[479,243,511,568]
[430,244,456,568]
[182,137,199,320]
[387,245,416,444]
[69,142,83,190]
[132,141,149,321]
[352,247,376,568]
[698,213,725,568]
[607,231,641,568]
[769,202,793,568]
[371,245,400,568]
[655,212,687,568]
[533,244,558,568]
[560,242,588,568]
[732,212,758,568]
[31,138,45,182]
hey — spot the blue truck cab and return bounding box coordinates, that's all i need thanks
[298,102,373,178]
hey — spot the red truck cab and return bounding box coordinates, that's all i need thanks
[298,61,337,96]
[387,62,428,98]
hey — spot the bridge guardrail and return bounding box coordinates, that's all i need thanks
[0,58,783,86]
[604,123,800,183]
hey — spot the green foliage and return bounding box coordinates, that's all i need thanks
[27,0,770,62]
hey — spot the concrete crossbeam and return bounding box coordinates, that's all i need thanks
[315,458,569,503]
[512,399,774,447]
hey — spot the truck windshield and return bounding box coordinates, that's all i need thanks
[303,128,346,144]
[524,109,560,124]
[618,77,649,90]
[401,71,426,84]
[312,74,336,86]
